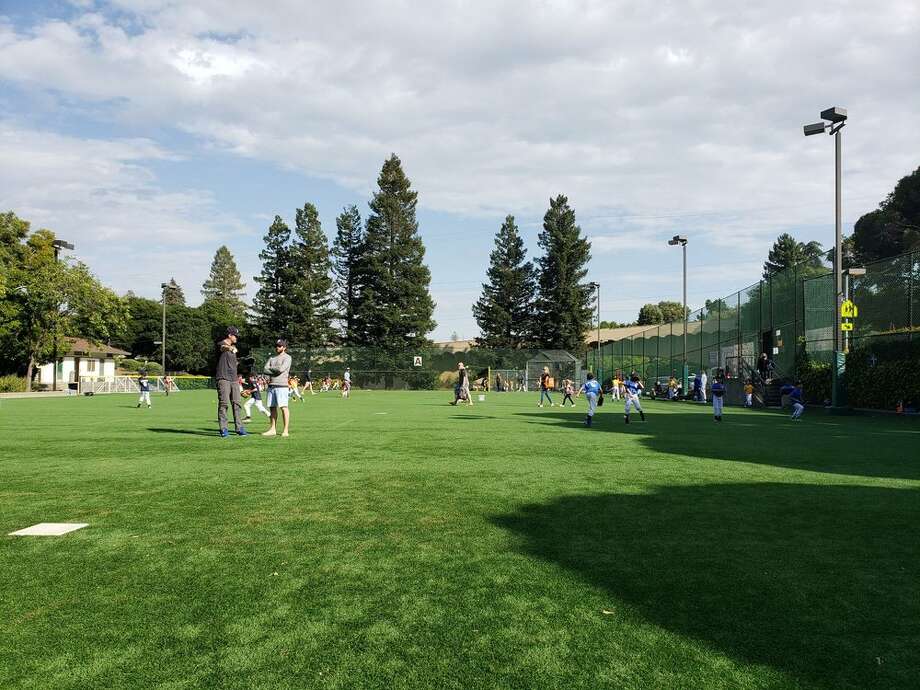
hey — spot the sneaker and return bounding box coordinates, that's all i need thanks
[243,416,252,422]
[237,428,248,436]
[136,403,141,408]
[624,416,630,424]
[219,429,229,438]
[538,403,543,408]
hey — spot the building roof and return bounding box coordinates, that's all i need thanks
[63,337,131,357]
[432,339,475,353]
[584,325,655,345]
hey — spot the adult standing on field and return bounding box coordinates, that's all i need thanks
[451,362,472,406]
[216,326,246,437]
[263,338,293,437]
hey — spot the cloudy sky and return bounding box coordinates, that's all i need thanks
[1,0,918,340]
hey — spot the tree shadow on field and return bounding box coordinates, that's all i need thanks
[147,427,218,437]
[513,408,920,480]
[493,483,920,689]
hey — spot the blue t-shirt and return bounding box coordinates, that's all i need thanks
[582,380,601,396]
[711,381,725,398]
[138,377,150,392]
[624,379,642,396]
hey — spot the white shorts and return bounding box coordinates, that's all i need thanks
[267,386,289,408]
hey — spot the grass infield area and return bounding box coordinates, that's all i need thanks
[2,390,919,689]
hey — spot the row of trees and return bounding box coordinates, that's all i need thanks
[0,212,128,390]
[473,195,595,352]
[250,154,435,351]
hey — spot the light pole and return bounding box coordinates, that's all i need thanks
[668,235,688,394]
[51,239,74,392]
[804,106,847,406]
[160,279,179,385]
[589,282,600,381]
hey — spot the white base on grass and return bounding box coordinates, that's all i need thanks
[9,523,88,536]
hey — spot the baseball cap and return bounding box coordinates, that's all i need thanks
[275,338,288,347]
[226,326,240,337]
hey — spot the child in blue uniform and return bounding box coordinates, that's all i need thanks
[711,374,725,421]
[578,372,602,426]
[623,372,646,424]
[784,381,805,420]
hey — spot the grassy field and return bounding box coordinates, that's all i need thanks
[1,389,919,689]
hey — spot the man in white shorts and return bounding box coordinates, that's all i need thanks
[262,338,292,437]
[623,371,646,424]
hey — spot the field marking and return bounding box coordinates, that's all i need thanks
[9,523,88,536]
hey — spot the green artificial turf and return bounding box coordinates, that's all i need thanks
[1,390,919,689]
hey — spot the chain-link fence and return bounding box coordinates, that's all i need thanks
[598,250,920,398]
[248,345,582,391]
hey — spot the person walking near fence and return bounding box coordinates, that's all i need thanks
[538,366,554,407]
[342,367,352,398]
[712,374,725,421]
[216,326,246,437]
[262,338,292,437]
[451,362,472,406]
[611,375,621,401]
[700,369,708,404]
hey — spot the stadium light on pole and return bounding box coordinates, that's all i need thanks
[668,235,688,394]
[160,280,179,380]
[589,282,600,381]
[51,239,74,393]
[803,106,847,406]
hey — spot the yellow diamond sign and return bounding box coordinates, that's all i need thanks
[841,299,858,318]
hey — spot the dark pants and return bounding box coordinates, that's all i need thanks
[217,379,243,432]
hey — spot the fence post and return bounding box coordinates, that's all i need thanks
[909,251,915,341]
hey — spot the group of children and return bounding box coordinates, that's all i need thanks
[535,367,806,428]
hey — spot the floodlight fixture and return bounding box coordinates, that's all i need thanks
[820,107,847,124]
[804,122,827,136]
[51,239,75,251]
[668,235,688,246]
[843,267,866,277]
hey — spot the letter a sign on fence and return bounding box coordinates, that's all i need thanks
[413,356,422,367]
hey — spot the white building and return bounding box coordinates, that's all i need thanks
[38,338,131,390]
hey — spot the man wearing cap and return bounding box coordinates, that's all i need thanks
[216,326,246,437]
[263,338,293,437]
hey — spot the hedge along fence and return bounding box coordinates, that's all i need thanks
[171,375,214,390]
[845,336,920,411]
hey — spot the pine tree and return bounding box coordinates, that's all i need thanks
[289,203,336,347]
[163,278,186,306]
[533,194,593,351]
[331,205,364,345]
[473,215,536,348]
[252,215,299,342]
[763,233,824,278]
[352,154,436,350]
[201,245,247,316]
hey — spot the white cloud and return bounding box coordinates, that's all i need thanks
[2,1,920,334]
[0,122,254,303]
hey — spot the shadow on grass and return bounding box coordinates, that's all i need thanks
[493,483,920,689]
[513,406,920,480]
[147,427,218,437]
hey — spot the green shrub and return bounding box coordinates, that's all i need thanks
[797,358,832,405]
[846,337,920,410]
[172,376,214,390]
[119,359,162,375]
[0,375,27,393]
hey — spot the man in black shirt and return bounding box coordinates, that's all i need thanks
[216,326,246,437]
